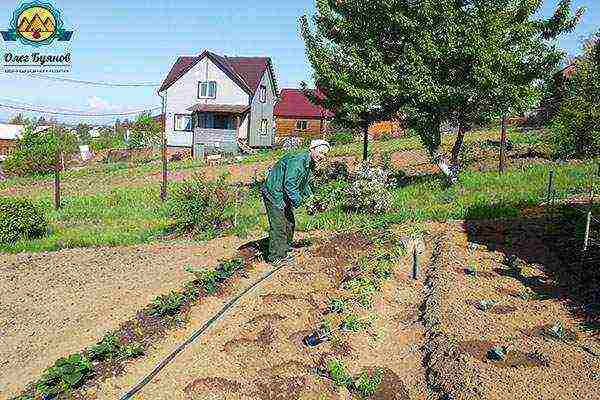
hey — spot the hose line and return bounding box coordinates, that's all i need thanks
[119,263,287,400]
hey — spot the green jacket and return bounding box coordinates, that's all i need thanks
[262,151,314,210]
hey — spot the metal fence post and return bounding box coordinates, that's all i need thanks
[583,211,592,252]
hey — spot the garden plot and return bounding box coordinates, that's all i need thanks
[82,230,431,399]
[0,237,247,398]
[423,221,600,400]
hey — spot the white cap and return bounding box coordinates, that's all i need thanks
[310,139,331,154]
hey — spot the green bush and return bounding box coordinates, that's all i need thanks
[327,359,352,387]
[0,197,48,244]
[328,131,355,146]
[342,180,393,214]
[550,34,600,158]
[355,368,383,398]
[4,125,77,176]
[150,291,185,316]
[167,176,237,237]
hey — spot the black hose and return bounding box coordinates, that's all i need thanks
[119,263,286,400]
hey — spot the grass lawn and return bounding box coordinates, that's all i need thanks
[0,128,595,254]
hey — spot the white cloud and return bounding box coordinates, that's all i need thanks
[87,96,112,110]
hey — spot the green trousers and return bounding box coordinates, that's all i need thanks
[262,194,295,262]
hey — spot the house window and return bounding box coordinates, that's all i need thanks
[198,81,217,99]
[296,120,308,131]
[260,119,269,135]
[174,114,192,132]
[259,85,267,103]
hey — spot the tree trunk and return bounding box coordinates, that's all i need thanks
[499,114,508,174]
[451,122,467,170]
[54,151,61,210]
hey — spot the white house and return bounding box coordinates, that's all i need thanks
[158,50,279,154]
[0,123,50,161]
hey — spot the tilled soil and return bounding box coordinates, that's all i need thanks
[0,237,247,398]
[423,221,600,400]
[82,230,431,399]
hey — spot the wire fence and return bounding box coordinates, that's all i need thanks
[544,163,600,263]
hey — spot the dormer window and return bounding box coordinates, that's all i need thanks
[198,81,217,99]
[259,85,267,103]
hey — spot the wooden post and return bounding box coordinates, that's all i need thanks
[54,151,61,210]
[499,114,508,174]
[583,211,592,252]
[546,170,554,205]
[362,123,369,162]
[160,94,168,202]
[412,245,419,280]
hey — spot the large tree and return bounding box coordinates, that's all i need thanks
[301,0,582,180]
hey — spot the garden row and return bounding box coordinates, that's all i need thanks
[11,256,254,400]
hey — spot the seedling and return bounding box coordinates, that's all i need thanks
[89,334,121,360]
[150,291,184,316]
[121,342,144,358]
[343,275,379,309]
[547,321,567,340]
[329,297,348,314]
[327,359,353,387]
[36,354,92,397]
[372,261,393,280]
[354,368,383,398]
[341,314,371,332]
[304,319,333,347]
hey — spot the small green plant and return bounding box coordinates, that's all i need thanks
[547,321,566,340]
[372,261,393,280]
[36,354,92,397]
[0,197,48,244]
[186,267,220,294]
[216,258,244,279]
[354,368,383,398]
[476,299,498,312]
[343,275,379,308]
[329,297,347,314]
[89,334,121,360]
[121,342,145,358]
[342,314,371,332]
[327,359,353,387]
[183,282,200,301]
[150,291,184,316]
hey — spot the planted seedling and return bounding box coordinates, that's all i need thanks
[341,314,371,333]
[328,297,348,314]
[327,359,353,387]
[89,334,121,360]
[186,266,220,294]
[544,321,571,341]
[354,368,383,398]
[36,353,92,397]
[372,261,393,280]
[121,342,144,358]
[150,291,184,316]
[304,320,333,347]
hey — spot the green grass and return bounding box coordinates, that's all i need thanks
[0,128,595,254]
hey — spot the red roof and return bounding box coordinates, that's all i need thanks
[159,50,276,96]
[274,89,334,119]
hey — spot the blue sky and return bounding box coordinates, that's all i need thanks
[0,0,598,125]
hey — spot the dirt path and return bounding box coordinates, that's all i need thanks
[79,230,432,399]
[0,238,247,398]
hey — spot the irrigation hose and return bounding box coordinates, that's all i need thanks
[119,262,288,400]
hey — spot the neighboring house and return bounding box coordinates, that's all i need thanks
[158,50,278,154]
[0,124,50,161]
[274,89,333,141]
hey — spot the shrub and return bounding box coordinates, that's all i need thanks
[36,354,92,397]
[328,131,355,146]
[342,179,393,214]
[168,176,236,237]
[4,125,77,176]
[314,160,350,183]
[0,197,48,244]
[328,298,347,314]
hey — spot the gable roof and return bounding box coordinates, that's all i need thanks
[158,50,277,96]
[274,89,334,119]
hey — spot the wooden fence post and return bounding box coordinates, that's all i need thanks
[412,245,419,280]
[546,170,555,205]
[54,151,61,210]
[499,114,508,174]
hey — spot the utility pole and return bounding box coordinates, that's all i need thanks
[499,114,508,174]
[160,93,167,202]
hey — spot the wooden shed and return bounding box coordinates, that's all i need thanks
[274,89,333,141]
